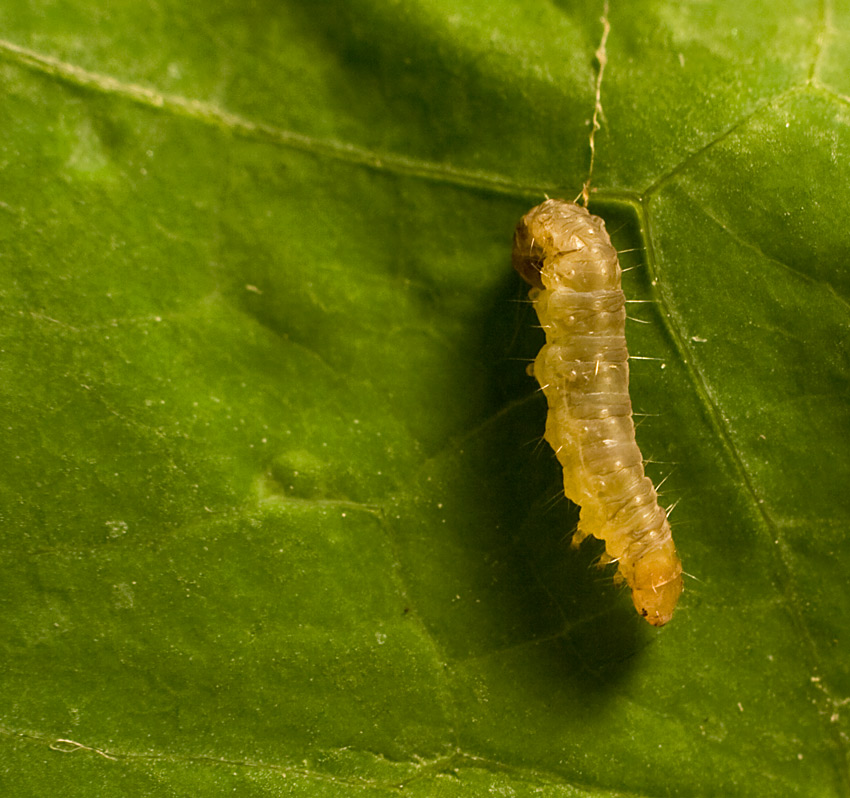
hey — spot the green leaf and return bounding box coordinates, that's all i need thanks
[2,1,848,795]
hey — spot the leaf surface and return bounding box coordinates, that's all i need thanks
[1,1,849,795]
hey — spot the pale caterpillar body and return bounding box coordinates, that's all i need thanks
[513,199,682,626]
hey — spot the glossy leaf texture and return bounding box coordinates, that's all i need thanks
[1,1,848,796]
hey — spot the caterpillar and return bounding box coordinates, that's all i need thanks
[512,199,682,626]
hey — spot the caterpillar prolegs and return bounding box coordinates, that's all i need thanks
[513,199,682,626]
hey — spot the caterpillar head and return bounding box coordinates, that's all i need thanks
[512,198,583,289]
[630,547,683,627]
[511,218,546,289]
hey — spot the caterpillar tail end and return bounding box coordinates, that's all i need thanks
[629,547,683,627]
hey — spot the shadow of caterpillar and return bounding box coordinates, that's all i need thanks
[512,199,682,626]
